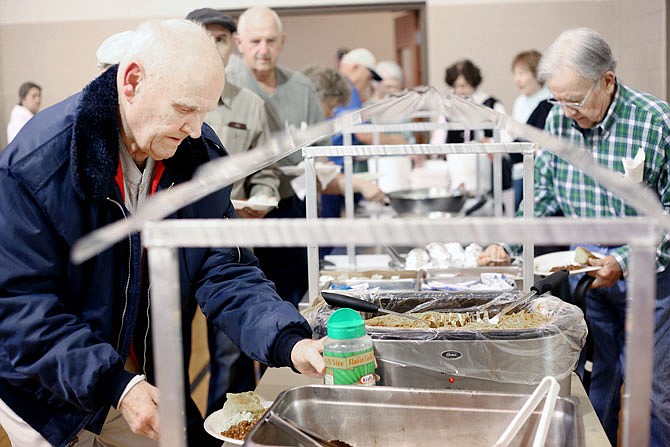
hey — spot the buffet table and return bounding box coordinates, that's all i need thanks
[228,367,611,447]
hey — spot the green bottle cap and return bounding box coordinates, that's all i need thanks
[327,308,366,339]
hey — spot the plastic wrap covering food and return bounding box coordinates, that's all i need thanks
[307,290,587,385]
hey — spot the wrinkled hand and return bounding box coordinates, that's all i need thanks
[355,179,386,204]
[586,255,622,289]
[236,207,270,219]
[291,338,325,378]
[478,244,511,266]
[118,380,160,441]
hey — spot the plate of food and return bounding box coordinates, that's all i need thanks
[534,247,603,276]
[203,391,272,445]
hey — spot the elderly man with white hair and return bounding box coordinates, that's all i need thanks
[0,19,325,447]
[483,27,670,446]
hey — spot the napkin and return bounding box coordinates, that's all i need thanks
[622,148,645,183]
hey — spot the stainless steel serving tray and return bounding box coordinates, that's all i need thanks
[245,385,584,447]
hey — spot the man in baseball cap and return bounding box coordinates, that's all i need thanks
[185,7,237,32]
[339,47,382,82]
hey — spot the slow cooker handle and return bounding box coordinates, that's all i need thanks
[321,291,380,313]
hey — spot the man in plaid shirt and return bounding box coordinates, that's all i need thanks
[483,28,670,446]
[481,27,669,445]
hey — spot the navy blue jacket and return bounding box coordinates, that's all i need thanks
[0,67,311,446]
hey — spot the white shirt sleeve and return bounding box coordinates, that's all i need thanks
[117,374,147,408]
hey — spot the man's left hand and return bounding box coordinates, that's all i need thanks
[587,255,622,289]
[290,338,325,378]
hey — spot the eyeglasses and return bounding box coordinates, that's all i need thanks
[547,81,596,110]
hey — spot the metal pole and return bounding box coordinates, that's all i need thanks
[621,238,657,447]
[147,246,187,447]
[343,131,356,268]
[522,152,535,289]
[304,154,319,304]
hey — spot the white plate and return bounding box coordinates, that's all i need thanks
[204,401,272,444]
[278,162,341,177]
[231,198,278,212]
[323,254,392,270]
[534,250,603,276]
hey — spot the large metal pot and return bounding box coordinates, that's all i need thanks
[388,186,466,216]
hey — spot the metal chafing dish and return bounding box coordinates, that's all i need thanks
[311,290,587,396]
[245,384,584,447]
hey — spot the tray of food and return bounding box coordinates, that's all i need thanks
[245,385,584,447]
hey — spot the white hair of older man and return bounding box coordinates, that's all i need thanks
[118,19,223,80]
[538,27,617,82]
[237,5,284,35]
[375,60,404,83]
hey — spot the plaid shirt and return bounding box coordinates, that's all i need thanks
[533,80,670,275]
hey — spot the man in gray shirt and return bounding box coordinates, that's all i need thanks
[226,5,324,306]
[187,8,279,219]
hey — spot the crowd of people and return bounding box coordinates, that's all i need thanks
[1,5,669,447]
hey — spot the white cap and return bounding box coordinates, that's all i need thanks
[340,48,382,81]
[96,30,136,69]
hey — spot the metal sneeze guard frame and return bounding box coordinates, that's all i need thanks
[144,216,658,447]
[302,141,536,300]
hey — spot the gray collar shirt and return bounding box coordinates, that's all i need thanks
[205,81,280,200]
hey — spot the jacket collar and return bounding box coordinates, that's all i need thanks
[70,65,217,201]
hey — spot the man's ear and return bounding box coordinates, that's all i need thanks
[121,62,143,103]
[603,70,616,94]
[233,32,242,49]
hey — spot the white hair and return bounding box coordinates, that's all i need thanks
[538,28,616,82]
[237,5,283,35]
[375,60,403,83]
[118,19,222,82]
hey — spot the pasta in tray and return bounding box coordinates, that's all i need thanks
[365,310,549,331]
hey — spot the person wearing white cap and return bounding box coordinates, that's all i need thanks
[96,30,136,72]
[338,48,381,103]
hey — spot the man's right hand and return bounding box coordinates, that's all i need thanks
[118,380,161,440]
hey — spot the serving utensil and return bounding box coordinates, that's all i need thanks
[487,269,568,324]
[321,291,433,327]
[494,376,560,447]
[265,410,353,447]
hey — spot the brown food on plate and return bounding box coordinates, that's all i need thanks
[549,264,584,273]
[221,419,260,440]
[218,391,266,440]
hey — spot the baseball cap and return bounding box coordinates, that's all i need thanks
[340,48,382,81]
[186,8,237,32]
[96,30,136,69]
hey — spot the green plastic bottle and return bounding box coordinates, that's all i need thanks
[324,308,376,386]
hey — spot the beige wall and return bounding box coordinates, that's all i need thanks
[0,0,666,149]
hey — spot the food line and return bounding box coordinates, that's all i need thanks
[142,217,657,447]
[71,88,668,446]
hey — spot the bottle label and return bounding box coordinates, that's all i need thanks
[324,348,376,386]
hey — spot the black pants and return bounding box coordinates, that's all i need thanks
[254,195,308,307]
